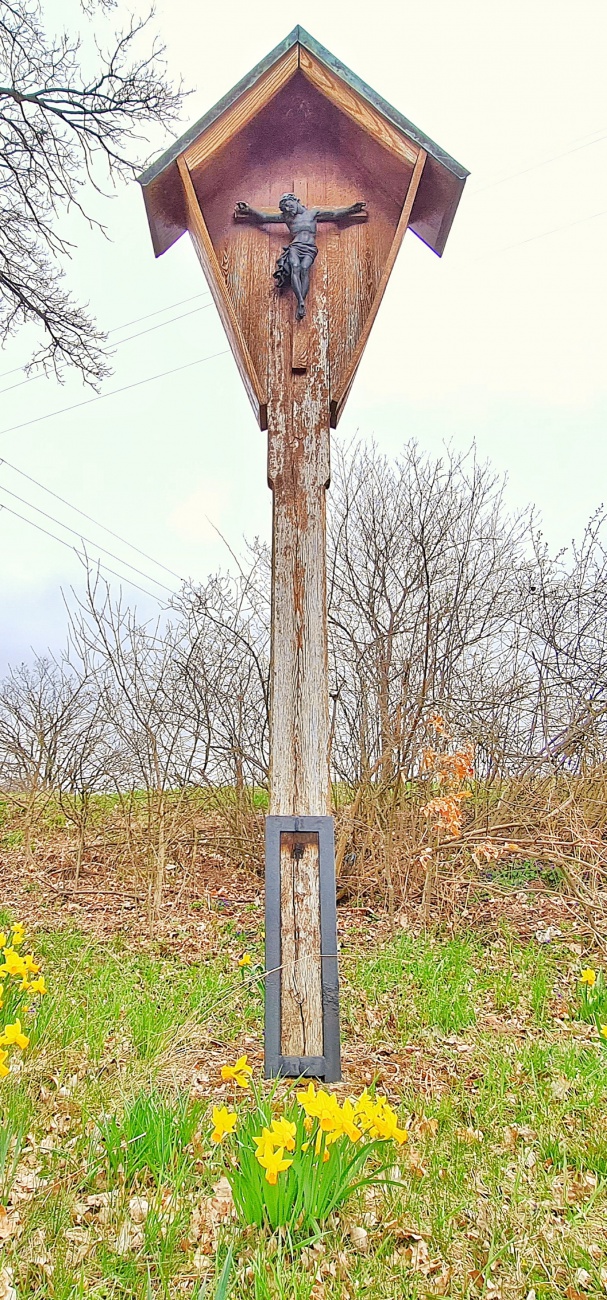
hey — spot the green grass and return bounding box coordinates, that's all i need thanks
[1,916,606,1298]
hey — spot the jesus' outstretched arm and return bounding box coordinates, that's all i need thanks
[234,201,284,223]
[315,201,367,221]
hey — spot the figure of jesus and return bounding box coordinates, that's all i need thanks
[234,193,367,320]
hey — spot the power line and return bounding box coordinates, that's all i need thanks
[473,205,607,261]
[0,503,168,604]
[0,456,184,582]
[468,125,607,197]
[0,374,43,398]
[0,347,230,441]
[0,291,211,383]
[111,302,212,348]
[0,299,213,398]
[0,481,176,594]
[108,291,209,335]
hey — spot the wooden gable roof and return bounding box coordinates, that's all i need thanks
[138,26,468,262]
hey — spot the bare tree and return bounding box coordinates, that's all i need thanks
[0,0,184,381]
[70,569,212,914]
[174,551,271,792]
[327,439,533,787]
[0,652,89,858]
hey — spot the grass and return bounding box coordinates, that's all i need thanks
[1,912,606,1298]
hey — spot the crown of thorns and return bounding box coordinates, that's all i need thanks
[279,193,299,209]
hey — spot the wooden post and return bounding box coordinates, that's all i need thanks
[138,23,468,1084]
[267,238,332,1058]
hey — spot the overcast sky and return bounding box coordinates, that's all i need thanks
[1,0,606,669]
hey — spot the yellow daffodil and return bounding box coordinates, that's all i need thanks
[581,969,596,986]
[338,1098,363,1143]
[237,953,252,967]
[296,1081,318,1111]
[255,1144,293,1184]
[370,1099,408,1145]
[210,1105,237,1143]
[296,1081,340,1129]
[0,1049,9,1078]
[253,1127,277,1159]
[0,949,27,980]
[353,1092,408,1145]
[0,1019,29,1050]
[270,1117,297,1152]
[11,925,25,948]
[29,977,47,996]
[221,1054,253,1088]
[24,955,40,975]
[0,933,6,950]
[601,1025,607,1040]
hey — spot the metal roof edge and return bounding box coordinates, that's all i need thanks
[296,27,469,181]
[138,25,468,191]
[137,27,302,188]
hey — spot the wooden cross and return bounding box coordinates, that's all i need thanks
[138,26,468,1080]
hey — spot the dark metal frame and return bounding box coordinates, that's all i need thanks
[264,814,341,1082]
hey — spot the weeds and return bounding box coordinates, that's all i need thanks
[0,918,606,1297]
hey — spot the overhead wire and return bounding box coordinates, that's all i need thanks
[0,455,184,582]
[0,297,213,397]
[0,481,177,594]
[0,503,168,604]
[468,125,607,196]
[472,205,607,262]
[107,291,209,335]
[0,346,230,441]
[0,290,210,383]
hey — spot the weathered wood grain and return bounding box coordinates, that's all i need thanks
[299,48,419,168]
[176,155,267,426]
[280,832,323,1055]
[184,47,299,173]
[331,148,427,425]
[192,77,412,419]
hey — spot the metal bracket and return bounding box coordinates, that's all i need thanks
[264,814,341,1081]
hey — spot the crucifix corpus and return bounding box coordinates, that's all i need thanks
[138,26,468,1081]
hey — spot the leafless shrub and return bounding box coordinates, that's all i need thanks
[2,440,607,917]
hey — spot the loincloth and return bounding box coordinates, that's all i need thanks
[273,240,318,288]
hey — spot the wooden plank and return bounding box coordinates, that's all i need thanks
[266,166,331,1059]
[280,832,323,1056]
[176,155,268,427]
[184,48,299,173]
[299,47,419,169]
[330,149,427,426]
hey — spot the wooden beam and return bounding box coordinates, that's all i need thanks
[330,149,427,426]
[176,155,268,427]
[299,47,419,169]
[266,188,331,1057]
[184,47,299,173]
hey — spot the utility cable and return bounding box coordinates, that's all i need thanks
[468,126,607,196]
[0,347,230,441]
[0,481,177,594]
[0,291,210,382]
[107,291,209,335]
[0,456,184,582]
[0,503,168,604]
[473,205,607,261]
[0,299,213,398]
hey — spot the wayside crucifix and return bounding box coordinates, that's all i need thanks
[235,194,367,318]
[138,25,468,1083]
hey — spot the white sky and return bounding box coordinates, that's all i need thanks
[1,0,606,668]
